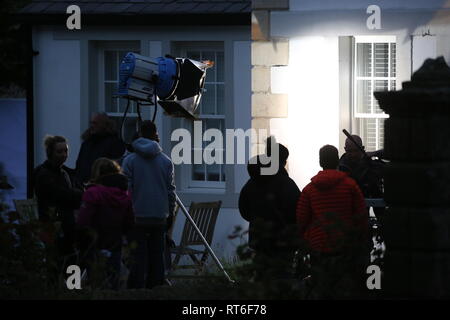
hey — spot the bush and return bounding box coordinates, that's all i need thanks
[0,211,60,299]
[0,201,382,300]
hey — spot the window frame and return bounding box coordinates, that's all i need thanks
[173,42,227,190]
[97,41,143,142]
[352,36,396,151]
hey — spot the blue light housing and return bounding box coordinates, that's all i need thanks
[117,52,211,119]
[155,57,179,99]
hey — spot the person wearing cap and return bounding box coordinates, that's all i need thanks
[339,135,385,222]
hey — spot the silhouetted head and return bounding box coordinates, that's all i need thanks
[139,120,160,142]
[247,156,260,179]
[319,145,339,170]
[90,157,121,183]
[82,112,117,140]
[265,136,289,170]
[44,135,68,168]
[344,135,364,163]
[246,155,272,179]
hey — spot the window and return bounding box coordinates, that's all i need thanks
[353,36,396,151]
[175,43,226,189]
[99,42,141,143]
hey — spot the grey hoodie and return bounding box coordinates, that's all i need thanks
[122,137,176,220]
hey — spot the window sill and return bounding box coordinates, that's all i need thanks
[179,187,226,195]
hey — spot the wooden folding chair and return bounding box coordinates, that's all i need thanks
[170,201,222,274]
[13,198,39,223]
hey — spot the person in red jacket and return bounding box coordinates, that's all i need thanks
[296,145,369,298]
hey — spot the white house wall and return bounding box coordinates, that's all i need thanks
[32,25,250,261]
[412,36,437,72]
[272,37,340,190]
[289,0,450,11]
[33,26,81,168]
[233,41,251,194]
[268,2,450,189]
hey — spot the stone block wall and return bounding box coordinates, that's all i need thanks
[251,0,289,155]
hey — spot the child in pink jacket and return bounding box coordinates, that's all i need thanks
[77,158,134,289]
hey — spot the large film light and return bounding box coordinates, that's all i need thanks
[118,52,212,119]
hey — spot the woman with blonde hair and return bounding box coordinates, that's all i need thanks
[77,157,134,289]
[34,135,83,264]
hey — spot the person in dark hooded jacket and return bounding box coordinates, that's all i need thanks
[75,113,125,184]
[239,140,300,278]
[77,157,134,289]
